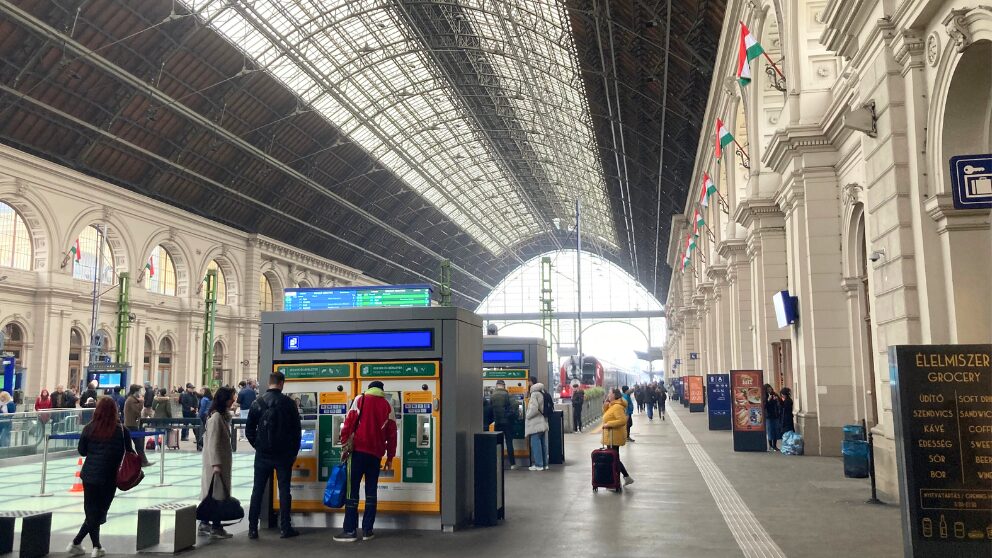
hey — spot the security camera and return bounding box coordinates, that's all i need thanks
[869,249,885,262]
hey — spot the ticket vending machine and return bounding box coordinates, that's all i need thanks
[261,307,482,531]
[481,336,548,462]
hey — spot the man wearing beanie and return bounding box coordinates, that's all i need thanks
[334,380,397,543]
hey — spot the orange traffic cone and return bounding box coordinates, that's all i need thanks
[69,457,84,493]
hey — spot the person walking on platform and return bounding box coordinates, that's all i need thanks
[199,386,236,539]
[490,380,519,469]
[179,384,200,444]
[246,371,302,540]
[779,387,794,434]
[333,381,398,542]
[658,383,668,421]
[621,386,635,442]
[644,384,656,421]
[602,388,634,486]
[525,382,549,471]
[123,384,152,467]
[197,387,213,452]
[764,384,782,451]
[634,385,644,414]
[67,397,135,557]
[236,380,257,441]
[570,383,585,432]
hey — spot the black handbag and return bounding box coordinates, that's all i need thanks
[196,473,244,525]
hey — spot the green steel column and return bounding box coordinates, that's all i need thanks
[540,257,554,363]
[114,272,130,365]
[439,259,452,306]
[201,270,218,388]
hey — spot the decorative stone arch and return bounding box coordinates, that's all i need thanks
[197,249,241,307]
[138,229,195,297]
[0,313,33,351]
[840,186,867,278]
[0,177,55,271]
[63,207,134,279]
[928,7,992,197]
[259,260,285,311]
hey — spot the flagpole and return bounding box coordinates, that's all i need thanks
[763,52,785,79]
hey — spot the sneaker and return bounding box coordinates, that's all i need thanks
[623,476,635,486]
[662,415,666,421]
[362,531,375,541]
[248,528,258,540]
[510,465,519,470]
[211,527,233,539]
[628,437,636,442]
[66,543,85,556]
[333,531,359,542]
[91,548,106,558]
[528,465,541,471]
[198,523,212,535]
[280,528,300,539]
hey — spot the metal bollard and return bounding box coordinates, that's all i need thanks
[158,431,169,487]
[37,435,52,497]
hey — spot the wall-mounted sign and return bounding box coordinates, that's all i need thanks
[689,352,699,360]
[730,370,766,452]
[889,344,992,558]
[949,154,992,209]
[707,374,731,430]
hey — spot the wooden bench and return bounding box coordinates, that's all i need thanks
[0,510,52,558]
[136,503,196,554]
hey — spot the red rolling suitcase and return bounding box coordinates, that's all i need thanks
[591,430,622,492]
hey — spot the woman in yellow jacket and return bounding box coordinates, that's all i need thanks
[601,388,634,485]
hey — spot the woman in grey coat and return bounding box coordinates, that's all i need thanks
[199,386,235,538]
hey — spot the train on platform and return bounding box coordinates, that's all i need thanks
[558,355,638,399]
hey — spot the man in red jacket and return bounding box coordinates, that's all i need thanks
[334,381,397,542]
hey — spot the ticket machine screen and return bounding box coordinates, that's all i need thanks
[300,429,315,452]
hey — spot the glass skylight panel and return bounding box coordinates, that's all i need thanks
[184,0,613,253]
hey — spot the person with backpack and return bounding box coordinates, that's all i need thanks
[524,382,550,471]
[490,380,519,469]
[246,372,302,540]
[621,386,635,442]
[333,381,398,542]
[570,383,585,432]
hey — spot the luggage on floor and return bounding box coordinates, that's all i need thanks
[167,429,180,450]
[146,437,157,451]
[591,446,622,492]
[780,430,804,455]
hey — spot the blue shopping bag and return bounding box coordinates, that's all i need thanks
[323,462,348,508]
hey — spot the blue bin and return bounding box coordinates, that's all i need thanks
[842,439,869,478]
[842,424,865,441]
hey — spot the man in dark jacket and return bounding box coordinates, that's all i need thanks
[246,372,302,540]
[490,380,518,469]
[80,381,99,408]
[142,381,155,418]
[63,388,78,409]
[236,381,257,441]
[570,383,585,432]
[179,384,200,444]
[333,381,397,542]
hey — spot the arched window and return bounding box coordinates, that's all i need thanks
[2,323,25,362]
[0,202,32,270]
[259,274,274,312]
[142,335,154,384]
[158,338,173,389]
[212,341,225,384]
[207,260,227,305]
[145,245,177,296]
[73,225,116,284]
[68,328,83,389]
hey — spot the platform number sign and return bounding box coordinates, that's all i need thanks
[949,154,992,209]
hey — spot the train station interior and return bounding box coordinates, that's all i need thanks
[0,1,989,557]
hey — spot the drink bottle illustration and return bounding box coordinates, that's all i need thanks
[922,518,932,538]
[939,515,948,539]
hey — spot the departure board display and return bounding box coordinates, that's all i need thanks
[283,285,432,311]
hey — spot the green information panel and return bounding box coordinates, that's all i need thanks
[359,362,438,378]
[276,363,352,379]
[402,415,434,483]
[482,368,528,379]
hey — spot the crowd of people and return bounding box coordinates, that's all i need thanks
[631,382,668,420]
[764,384,795,451]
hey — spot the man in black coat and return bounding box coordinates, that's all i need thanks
[246,371,302,540]
[178,383,201,446]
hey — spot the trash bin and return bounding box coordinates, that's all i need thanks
[842,439,870,478]
[842,424,865,441]
[474,432,505,526]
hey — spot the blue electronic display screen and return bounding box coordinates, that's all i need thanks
[482,350,526,364]
[97,373,123,387]
[283,284,432,311]
[300,429,315,452]
[282,330,434,352]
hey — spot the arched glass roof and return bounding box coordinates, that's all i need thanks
[187,0,616,254]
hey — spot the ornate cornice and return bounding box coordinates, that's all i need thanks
[717,238,748,262]
[820,0,874,59]
[762,125,833,176]
[840,276,862,295]
[735,198,785,229]
[891,29,926,75]
[924,194,991,234]
[943,6,992,53]
[258,238,363,281]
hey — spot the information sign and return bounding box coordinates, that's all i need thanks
[730,370,766,452]
[682,376,690,408]
[707,374,731,430]
[359,361,439,378]
[482,368,528,380]
[275,362,352,380]
[889,345,992,558]
[283,284,432,311]
[687,376,705,412]
[949,154,992,209]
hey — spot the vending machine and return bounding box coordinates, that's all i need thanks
[481,336,548,462]
[260,306,482,531]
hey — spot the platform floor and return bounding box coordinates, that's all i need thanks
[4,407,903,557]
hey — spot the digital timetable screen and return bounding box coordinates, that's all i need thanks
[283,285,432,311]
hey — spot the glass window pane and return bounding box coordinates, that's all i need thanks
[72,226,115,283]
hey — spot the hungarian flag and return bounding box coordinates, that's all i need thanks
[716,119,734,159]
[736,22,765,86]
[70,239,81,262]
[700,172,716,207]
[695,209,705,231]
[144,257,155,278]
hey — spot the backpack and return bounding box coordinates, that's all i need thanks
[541,391,554,419]
[252,396,280,454]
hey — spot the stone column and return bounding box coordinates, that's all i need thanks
[739,199,787,375]
[721,239,753,369]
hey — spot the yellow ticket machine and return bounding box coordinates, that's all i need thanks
[260,307,482,531]
[482,336,548,461]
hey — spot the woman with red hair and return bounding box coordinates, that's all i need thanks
[67,397,134,558]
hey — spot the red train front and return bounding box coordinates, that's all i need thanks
[559,355,604,399]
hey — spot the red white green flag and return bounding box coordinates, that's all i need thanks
[716,119,734,159]
[736,22,765,86]
[71,239,81,262]
[144,257,155,277]
[700,172,716,207]
[695,209,705,231]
